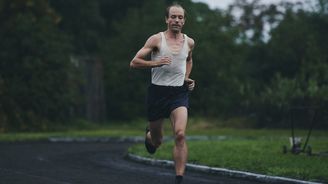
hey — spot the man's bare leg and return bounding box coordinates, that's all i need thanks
[170,107,188,177]
[146,119,165,148]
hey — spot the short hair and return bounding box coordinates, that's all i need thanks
[165,2,186,19]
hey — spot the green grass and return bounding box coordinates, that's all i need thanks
[129,138,328,182]
[128,121,328,183]
[0,129,143,142]
[0,120,144,142]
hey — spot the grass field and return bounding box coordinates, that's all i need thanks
[129,137,328,182]
[128,120,328,183]
[0,119,327,182]
[0,120,144,142]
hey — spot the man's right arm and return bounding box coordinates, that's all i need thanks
[130,34,171,69]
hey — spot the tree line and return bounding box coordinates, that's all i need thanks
[0,0,327,132]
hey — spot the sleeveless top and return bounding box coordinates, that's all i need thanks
[151,32,189,86]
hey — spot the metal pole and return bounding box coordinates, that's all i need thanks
[302,108,318,152]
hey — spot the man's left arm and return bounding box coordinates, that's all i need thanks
[185,38,195,91]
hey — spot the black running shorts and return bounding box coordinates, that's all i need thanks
[147,83,189,122]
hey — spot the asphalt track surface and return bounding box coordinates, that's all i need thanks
[0,141,265,184]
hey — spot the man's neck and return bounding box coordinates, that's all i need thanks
[165,30,182,40]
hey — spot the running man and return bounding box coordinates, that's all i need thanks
[130,3,195,184]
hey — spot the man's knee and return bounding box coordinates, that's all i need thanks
[175,130,186,143]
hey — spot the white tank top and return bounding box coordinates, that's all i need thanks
[151,32,189,86]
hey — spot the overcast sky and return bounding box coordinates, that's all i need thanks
[192,0,306,10]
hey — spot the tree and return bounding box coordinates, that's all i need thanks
[102,0,166,120]
[252,2,328,127]
[0,0,80,131]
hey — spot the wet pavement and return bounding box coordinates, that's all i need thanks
[0,141,265,184]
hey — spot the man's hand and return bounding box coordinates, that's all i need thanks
[185,78,195,91]
[156,56,171,67]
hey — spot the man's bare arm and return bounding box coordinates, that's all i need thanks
[130,34,171,69]
[185,38,195,91]
[185,38,194,79]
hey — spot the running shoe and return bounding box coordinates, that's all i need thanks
[175,175,183,184]
[144,127,156,154]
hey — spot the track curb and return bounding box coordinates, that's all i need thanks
[48,136,323,184]
[127,153,323,184]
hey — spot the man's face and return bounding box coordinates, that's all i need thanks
[166,6,185,33]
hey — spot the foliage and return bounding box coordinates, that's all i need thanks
[1,0,328,131]
[0,0,81,132]
[103,0,168,119]
[251,7,328,127]
[49,0,106,55]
